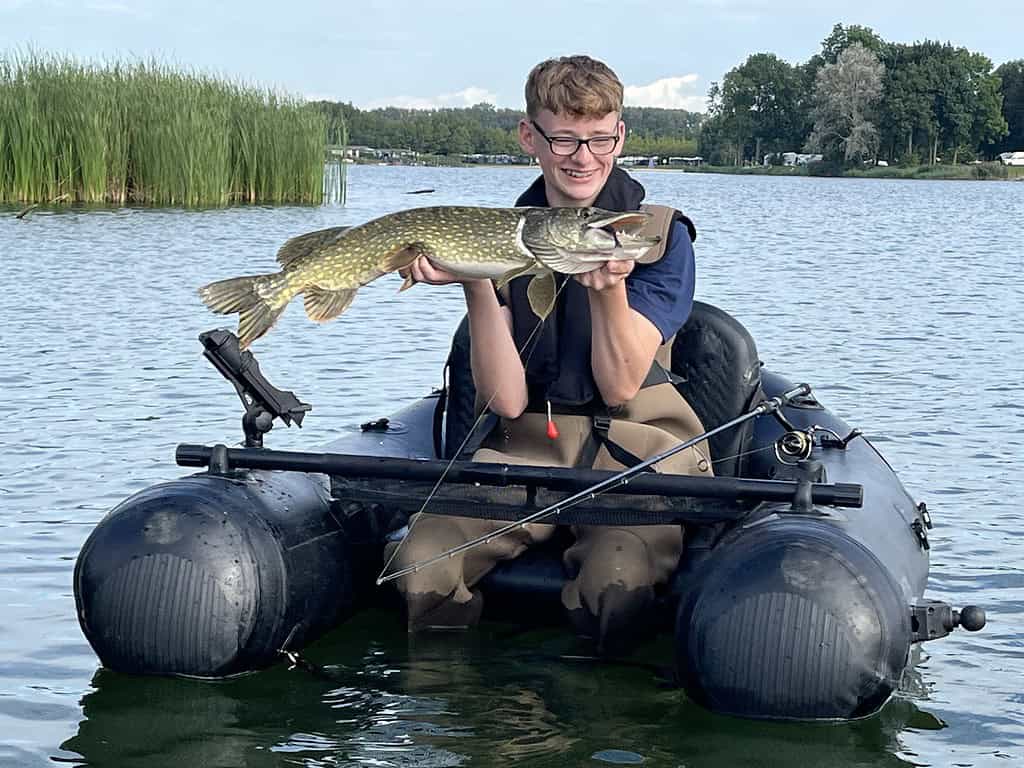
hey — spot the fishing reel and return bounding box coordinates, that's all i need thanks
[774,425,865,465]
[775,430,814,463]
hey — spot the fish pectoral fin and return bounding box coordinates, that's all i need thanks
[303,286,357,322]
[526,272,557,320]
[380,242,430,273]
[495,262,537,289]
[398,274,416,292]
[276,226,351,267]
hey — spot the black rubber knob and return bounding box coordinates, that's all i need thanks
[958,605,986,632]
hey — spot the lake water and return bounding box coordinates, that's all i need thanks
[1,165,1022,767]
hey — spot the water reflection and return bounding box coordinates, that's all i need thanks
[63,609,945,768]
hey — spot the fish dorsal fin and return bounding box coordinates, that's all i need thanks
[276,226,351,268]
[303,286,357,322]
[526,272,557,319]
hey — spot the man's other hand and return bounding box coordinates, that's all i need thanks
[575,259,635,292]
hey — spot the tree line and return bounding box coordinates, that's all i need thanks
[313,101,700,158]
[314,25,1022,168]
[700,24,1023,166]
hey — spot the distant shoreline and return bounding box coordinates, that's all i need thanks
[351,159,1023,182]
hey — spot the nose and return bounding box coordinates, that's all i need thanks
[569,141,594,161]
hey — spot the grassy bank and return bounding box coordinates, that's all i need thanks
[0,52,330,206]
[677,162,1022,180]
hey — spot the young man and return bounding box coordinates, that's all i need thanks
[390,55,710,653]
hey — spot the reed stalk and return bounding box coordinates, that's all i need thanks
[0,51,333,206]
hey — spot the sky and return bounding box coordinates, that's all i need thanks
[3,0,1022,114]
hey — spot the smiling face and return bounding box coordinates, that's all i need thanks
[519,109,625,208]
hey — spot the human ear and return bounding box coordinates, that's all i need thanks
[613,119,626,157]
[518,119,537,155]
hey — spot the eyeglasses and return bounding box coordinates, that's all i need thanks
[530,120,620,157]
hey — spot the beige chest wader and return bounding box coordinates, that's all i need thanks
[389,206,712,649]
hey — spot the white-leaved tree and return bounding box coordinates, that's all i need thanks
[805,43,886,163]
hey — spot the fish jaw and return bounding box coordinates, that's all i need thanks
[533,208,661,272]
[580,209,661,263]
[583,210,650,233]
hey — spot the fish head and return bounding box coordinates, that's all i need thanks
[534,207,662,268]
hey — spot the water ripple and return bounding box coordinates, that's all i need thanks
[2,166,1023,768]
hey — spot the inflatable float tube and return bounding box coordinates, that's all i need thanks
[74,303,985,720]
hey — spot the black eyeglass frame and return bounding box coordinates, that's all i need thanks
[529,120,621,157]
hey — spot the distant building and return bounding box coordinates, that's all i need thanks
[764,152,823,167]
[462,153,532,165]
[998,151,1024,166]
[619,155,703,168]
[342,145,375,160]
[340,145,420,163]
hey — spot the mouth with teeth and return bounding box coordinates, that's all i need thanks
[562,167,597,181]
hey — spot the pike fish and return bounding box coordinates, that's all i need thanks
[198,205,660,348]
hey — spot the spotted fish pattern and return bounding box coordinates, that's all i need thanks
[197,205,657,348]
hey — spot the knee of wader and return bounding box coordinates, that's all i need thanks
[385,517,468,597]
[571,529,656,602]
[562,530,662,654]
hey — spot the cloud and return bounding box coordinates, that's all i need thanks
[362,86,499,110]
[624,75,707,111]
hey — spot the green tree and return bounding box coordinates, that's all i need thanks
[819,23,886,64]
[878,49,935,163]
[702,53,806,164]
[963,52,1008,161]
[448,124,473,156]
[994,60,1024,153]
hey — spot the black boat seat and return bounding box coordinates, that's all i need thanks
[441,301,763,478]
[670,301,764,478]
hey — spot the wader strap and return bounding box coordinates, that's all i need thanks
[574,356,683,469]
[642,358,685,389]
[580,412,656,471]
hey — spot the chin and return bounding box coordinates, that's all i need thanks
[560,179,602,203]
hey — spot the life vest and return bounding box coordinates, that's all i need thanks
[482,204,710,475]
[503,203,693,411]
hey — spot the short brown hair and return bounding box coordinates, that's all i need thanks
[524,55,624,119]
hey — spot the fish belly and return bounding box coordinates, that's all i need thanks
[427,257,528,280]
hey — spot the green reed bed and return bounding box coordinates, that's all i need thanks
[0,52,330,206]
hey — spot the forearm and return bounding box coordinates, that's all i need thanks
[588,283,659,407]
[464,281,528,418]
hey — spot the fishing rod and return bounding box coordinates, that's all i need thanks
[376,382,812,585]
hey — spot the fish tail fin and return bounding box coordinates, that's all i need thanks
[197,273,289,348]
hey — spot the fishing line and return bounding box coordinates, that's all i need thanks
[378,385,810,584]
[376,276,573,584]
